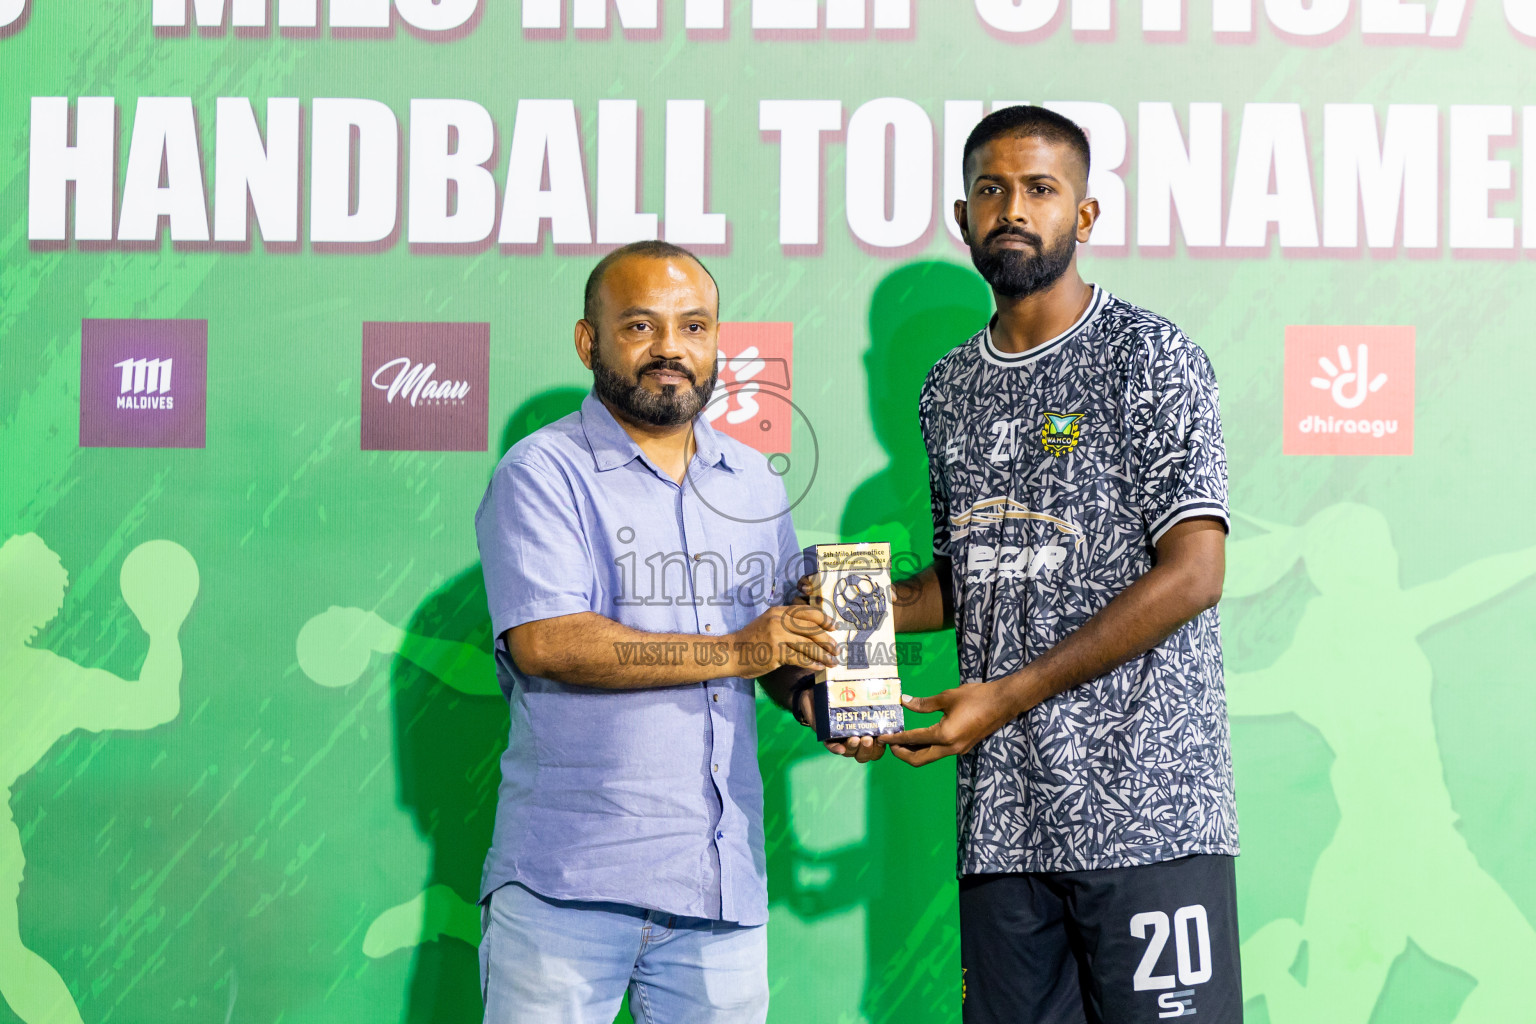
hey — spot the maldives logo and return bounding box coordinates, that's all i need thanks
[1284,326,1415,456]
[703,322,793,455]
[361,322,488,451]
[80,319,207,448]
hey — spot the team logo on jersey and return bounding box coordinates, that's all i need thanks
[1040,412,1084,457]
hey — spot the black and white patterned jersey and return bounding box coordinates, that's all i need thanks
[919,284,1238,876]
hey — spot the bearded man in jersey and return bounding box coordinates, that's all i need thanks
[875,105,1242,1023]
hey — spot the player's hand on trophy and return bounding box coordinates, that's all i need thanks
[798,679,886,764]
[729,603,837,676]
[880,682,1020,766]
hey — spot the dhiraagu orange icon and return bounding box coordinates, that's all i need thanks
[1283,325,1415,456]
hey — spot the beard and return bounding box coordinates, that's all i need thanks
[968,225,1077,300]
[590,341,717,428]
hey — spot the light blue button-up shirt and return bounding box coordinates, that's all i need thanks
[474,391,802,925]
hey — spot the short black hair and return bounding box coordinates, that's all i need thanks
[583,240,717,323]
[962,105,1091,193]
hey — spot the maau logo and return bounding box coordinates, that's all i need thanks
[80,319,207,448]
[1284,326,1414,456]
[370,358,472,406]
[361,322,488,451]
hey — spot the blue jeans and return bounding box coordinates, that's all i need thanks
[479,882,769,1024]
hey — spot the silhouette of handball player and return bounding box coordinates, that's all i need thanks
[759,261,989,1023]
[294,389,586,974]
[1225,503,1536,1024]
[0,533,199,1024]
[294,603,495,956]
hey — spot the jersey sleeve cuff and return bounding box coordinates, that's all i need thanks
[1149,499,1230,546]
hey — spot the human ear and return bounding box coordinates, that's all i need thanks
[1077,198,1099,243]
[575,319,597,370]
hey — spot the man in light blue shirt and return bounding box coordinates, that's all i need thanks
[474,240,836,1023]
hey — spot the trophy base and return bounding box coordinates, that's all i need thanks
[812,680,904,743]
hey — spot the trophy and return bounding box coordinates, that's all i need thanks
[803,541,904,743]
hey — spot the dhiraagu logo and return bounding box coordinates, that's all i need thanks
[1284,326,1414,456]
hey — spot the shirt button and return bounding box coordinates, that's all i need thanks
[716,830,724,840]
[712,693,720,702]
[704,624,713,632]
[712,763,719,773]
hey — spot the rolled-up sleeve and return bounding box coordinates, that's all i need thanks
[475,454,596,640]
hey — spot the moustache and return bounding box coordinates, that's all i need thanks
[637,359,696,384]
[984,227,1043,248]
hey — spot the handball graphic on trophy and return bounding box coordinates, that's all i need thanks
[831,572,888,670]
[804,542,904,742]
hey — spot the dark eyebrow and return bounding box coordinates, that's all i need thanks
[614,306,715,320]
[973,172,1062,185]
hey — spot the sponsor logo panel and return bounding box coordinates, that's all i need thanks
[1284,326,1414,456]
[704,322,792,455]
[79,318,207,449]
[361,321,489,451]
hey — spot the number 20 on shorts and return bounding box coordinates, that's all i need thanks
[1130,904,1212,1018]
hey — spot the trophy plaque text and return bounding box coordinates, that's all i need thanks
[804,541,904,743]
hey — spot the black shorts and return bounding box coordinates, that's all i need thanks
[960,854,1242,1024]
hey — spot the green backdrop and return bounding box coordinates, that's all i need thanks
[5,1,1536,1021]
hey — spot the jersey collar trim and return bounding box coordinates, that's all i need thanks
[979,284,1106,369]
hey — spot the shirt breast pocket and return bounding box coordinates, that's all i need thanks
[719,543,781,633]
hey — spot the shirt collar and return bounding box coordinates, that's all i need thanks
[579,391,735,475]
[980,284,1105,369]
